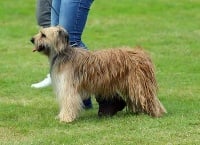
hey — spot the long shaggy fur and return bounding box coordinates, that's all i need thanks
[31,26,167,123]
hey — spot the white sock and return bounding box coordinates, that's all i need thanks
[31,74,51,88]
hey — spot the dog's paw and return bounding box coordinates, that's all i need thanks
[58,113,75,123]
[55,115,59,120]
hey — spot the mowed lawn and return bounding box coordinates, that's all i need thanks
[0,0,199,144]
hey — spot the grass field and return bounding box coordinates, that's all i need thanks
[0,0,200,144]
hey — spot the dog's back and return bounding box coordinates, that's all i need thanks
[72,48,156,96]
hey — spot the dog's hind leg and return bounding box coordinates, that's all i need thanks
[127,74,166,117]
[126,95,142,115]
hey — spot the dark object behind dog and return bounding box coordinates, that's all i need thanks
[96,94,126,117]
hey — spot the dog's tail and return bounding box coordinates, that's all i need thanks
[128,49,167,117]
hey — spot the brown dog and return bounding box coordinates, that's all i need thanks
[31,26,166,123]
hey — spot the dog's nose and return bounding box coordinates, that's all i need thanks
[30,37,35,44]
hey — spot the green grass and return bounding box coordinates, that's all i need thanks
[0,0,200,144]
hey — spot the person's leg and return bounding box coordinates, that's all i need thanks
[60,0,94,108]
[36,0,52,27]
[51,0,93,108]
[31,0,52,88]
[51,0,61,26]
[58,0,94,47]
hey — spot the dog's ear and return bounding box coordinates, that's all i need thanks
[58,26,69,43]
[56,26,69,53]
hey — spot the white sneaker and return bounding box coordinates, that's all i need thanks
[31,74,51,88]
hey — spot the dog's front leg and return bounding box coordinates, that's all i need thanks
[53,75,82,122]
[57,87,83,123]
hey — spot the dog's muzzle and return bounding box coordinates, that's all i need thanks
[30,37,46,52]
[32,45,46,52]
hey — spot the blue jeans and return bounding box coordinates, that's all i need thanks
[51,0,94,48]
[51,0,93,108]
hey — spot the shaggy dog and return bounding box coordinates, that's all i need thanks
[31,26,166,123]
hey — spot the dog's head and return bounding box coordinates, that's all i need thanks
[30,26,69,56]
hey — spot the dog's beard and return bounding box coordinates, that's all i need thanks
[32,45,44,52]
[33,44,50,56]
[38,44,48,52]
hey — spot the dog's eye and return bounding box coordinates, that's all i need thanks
[41,33,46,38]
